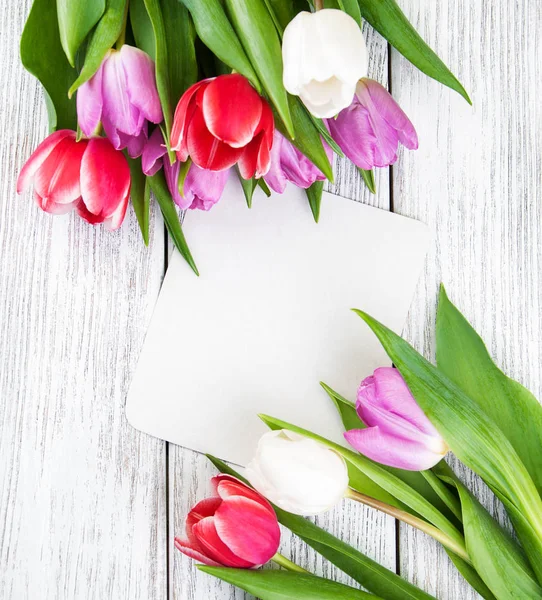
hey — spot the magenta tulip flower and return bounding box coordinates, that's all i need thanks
[17,129,130,229]
[142,128,229,211]
[175,474,281,567]
[264,130,332,194]
[327,78,418,170]
[344,367,448,471]
[77,46,163,158]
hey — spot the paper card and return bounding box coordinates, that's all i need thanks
[126,180,429,465]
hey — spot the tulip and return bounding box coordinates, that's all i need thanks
[17,130,130,229]
[77,45,163,158]
[170,74,274,179]
[344,367,448,470]
[327,78,418,170]
[245,430,349,516]
[142,128,229,211]
[264,131,332,194]
[282,9,368,118]
[174,474,280,567]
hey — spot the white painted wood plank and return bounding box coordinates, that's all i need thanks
[0,3,167,599]
[391,0,542,597]
[169,23,397,600]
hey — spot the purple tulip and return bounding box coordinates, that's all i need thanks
[142,128,229,211]
[344,367,448,471]
[327,78,418,170]
[264,131,332,194]
[77,46,163,158]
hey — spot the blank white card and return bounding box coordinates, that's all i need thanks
[126,180,429,465]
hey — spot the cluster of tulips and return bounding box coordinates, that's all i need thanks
[18,0,469,273]
[176,288,542,600]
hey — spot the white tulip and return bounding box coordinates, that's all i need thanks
[282,9,369,118]
[245,430,349,516]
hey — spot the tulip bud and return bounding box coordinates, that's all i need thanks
[245,430,349,516]
[344,367,448,471]
[175,474,280,568]
[282,10,368,118]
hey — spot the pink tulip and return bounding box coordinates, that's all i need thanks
[142,128,229,211]
[17,130,130,229]
[175,474,280,568]
[264,131,332,194]
[344,367,448,471]
[77,46,163,158]
[327,78,418,170]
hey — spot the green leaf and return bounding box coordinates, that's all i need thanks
[257,178,272,197]
[161,0,198,103]
[128,156,150,245]
[224,0,295,138]
[57,0,105,66]
[129,0,155,59]
[199,567,380,599]
[238,171,257,208]
[353,310,542,580]
[445,552,497,600]
[207,455,435,600]
[68,0,127,96]
[147,171,199,275]
[309,113,344,157]
[306,181,324,222]
[436,285,542,497]
[356,0,471,103]
[179,0,261,92]
[359,168,376,194]
[420,470,462,522]
[21,0,77,131]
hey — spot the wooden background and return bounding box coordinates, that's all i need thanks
[1,1,541,598]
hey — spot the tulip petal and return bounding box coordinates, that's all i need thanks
[171,80,207,154]
[187,109,243,172]
[201,74,263,148]
[344,426,444,471]
[193,517,254,568]
[213,475,275,515]
[80,137,130,217]
[77,62,104,137]
[34,137,87,205]
[17,130,75,194]
[264,133,288,193]
[104,189,129,230]
[327,104,377,170]
[142,127,168,176]
[118,125,148,159]
[186,497,222,547]
[120,45,163,124]
[76,201,106,225]
[184,164,229,211]
[35,192,78,215]
[174,536,222,567]
[214,496,280,564]
[163,160,194,210]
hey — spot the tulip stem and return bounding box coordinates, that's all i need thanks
[314,0,324,9]
[344,488,471,564]
[116,0,130,49]
[271,553,309,574]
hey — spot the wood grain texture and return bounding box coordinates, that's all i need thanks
[0,3,167,599]
[391,0,542,597]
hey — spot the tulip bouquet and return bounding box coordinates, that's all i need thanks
[18,0,469,274]
[177,286,542,600]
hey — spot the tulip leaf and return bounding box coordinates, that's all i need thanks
[306,181,323,223]
[68,0,127,96]
[258,178,272,197]
[224,0,295,138]
[356,0,470,104]
[238,171,257,208]
[129,0,156,59]
[207,455,436,600]
[179,0,261,92]
[443,477,542,599]
[128,156,150,246]
[56,0,105,67]
[20,0,78,131]
[147,171,199,275]
[360,168,376,194]
[445,552,497,600]
[436,285,542,497]
[308,114,344,158]
[199,567,380,599]
[353,310,542,580]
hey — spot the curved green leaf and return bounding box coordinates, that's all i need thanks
[360,168,376,194]
[68,0,127,96]
[128,156,150,246]
[57,0,105,66]
[199,567,380,599]
[129,0,155,59]
[21,0,77,131]
[356,0,471,103]
[306,181,323,223]
[224,0,294,137]
[436,285,542,496]
[179,0,261,92]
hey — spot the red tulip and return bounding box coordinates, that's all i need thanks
[174,474,280,568]
[170,74,274,179]
[17,130,130,229]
